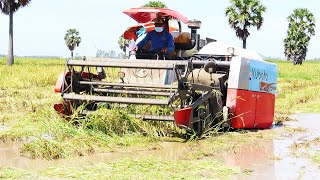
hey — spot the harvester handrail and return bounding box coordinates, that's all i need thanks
[93,88,173,96]
[79,81,177,89]
[191,60,231,69]
[129,114,175,122]
[63,94,169,105]
[67,59,188,69]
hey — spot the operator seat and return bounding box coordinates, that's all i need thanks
[172,32,198,58]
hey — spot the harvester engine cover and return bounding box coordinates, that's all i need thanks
[227,57,278,128]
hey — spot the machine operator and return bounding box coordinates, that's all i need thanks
[133,17,175,59]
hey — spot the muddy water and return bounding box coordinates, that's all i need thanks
[0,141,62,170]
[0,141,189,170]
[1,114,320,179]
[228,113,320,179]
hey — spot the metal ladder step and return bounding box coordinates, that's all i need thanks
[79,81,177,89]
[63,94,169,105]
[81,111,174,122]
[67,59,188,69]
[94,88,172,96]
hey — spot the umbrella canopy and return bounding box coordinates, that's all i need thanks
[123,22,179,40]
[123,7,189,24]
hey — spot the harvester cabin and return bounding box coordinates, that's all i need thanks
[122,7,215,60]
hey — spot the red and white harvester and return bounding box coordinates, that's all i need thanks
[54,8,278,134]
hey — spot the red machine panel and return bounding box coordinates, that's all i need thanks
[227,89,256,128]
[226,89,275,129]
[255,93,275,128]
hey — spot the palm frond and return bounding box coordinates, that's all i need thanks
[225,0,266,44]
[64,28,82,52]
[142,1,167,8]
[284,8,316,63]
[0,0,31,14]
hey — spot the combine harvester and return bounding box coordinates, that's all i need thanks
[54,7,278,134]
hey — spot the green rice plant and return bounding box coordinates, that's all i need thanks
[289,136,320,163]
[310,152,320,164]
[0,168,33,179]
[1,58,320,160]
[79,108,148,136]
[40,158,240,179]
[272,60,320,114]
[0,158,240,179]
[70,106,183,138]
[22,138,71,159]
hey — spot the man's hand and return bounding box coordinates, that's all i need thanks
[161,48,167,53]
[133,46,138,51]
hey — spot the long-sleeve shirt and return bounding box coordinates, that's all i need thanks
[136,30,175,53]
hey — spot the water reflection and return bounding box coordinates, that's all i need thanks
[227,113,320,179]
[0,141,189,170]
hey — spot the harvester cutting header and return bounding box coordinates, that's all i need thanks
[54,7,278,134]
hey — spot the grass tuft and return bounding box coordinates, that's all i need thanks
[40,158,240,179]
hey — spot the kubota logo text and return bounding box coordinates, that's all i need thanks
[250,68,268,81]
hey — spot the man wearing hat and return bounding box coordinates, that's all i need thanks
[133,17,175,59]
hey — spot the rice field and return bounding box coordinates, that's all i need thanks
[0,57,320,179]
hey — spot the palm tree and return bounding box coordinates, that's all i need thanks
[284,8,315,65]
[142,1,167,8]
[64,29,81,58]
[225,0,266,49]
[0,0,31,66]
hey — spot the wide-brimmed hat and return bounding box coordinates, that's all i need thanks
[154,18,164,25]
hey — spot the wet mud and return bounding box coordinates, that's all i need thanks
[0,141,189,170]
[230,113,320,179]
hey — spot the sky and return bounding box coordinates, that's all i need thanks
[0,0,319,59]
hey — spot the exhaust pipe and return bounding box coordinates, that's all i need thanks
[175,20,202,50]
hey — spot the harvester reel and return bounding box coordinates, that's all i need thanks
[61,70,101,114]
[56,58,234,135]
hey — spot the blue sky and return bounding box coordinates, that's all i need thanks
[0,0,319,59]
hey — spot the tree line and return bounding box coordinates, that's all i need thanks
[225,0,316,65]
[0,0,317,65]
[119,0,317,65]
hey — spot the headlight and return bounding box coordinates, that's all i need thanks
[227,47,235,55]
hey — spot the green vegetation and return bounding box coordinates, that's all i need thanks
[118,34,132,53]
[0,158,239,179]
[290,137,320,164]
[284,9,316,65]
[272,60,320,120]
[1,58,320,179]
[0,168,33,179]
[0,57,194,161]
[142,1,167,8]
[225,0,266,49]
